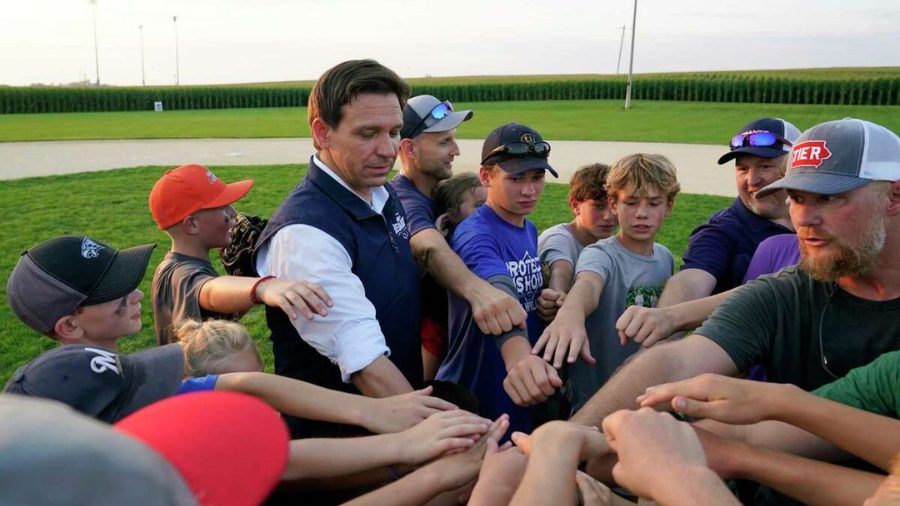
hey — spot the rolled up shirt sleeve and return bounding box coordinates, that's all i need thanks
[256,224,389,382]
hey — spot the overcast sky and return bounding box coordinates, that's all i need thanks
[2,0,898,86]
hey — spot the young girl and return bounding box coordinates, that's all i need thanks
[421,172,489,381]
[433,172,488,239]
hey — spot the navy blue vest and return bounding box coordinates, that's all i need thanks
[253,158,423,395]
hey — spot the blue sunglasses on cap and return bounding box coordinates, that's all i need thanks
[408,101,454,139]
[730,130,793,151]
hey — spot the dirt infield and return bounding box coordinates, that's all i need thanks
[0,138,737,197]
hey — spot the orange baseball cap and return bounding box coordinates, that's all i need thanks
[149,164,254,230]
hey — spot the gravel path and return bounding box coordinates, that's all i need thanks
[0,138,737,197]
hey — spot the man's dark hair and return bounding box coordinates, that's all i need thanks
[308,59,410,150]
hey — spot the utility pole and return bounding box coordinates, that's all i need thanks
[616,25,626,76]
[173,16,180,85]
[139,25,146,86]
[90,0,100,85]
[624,0,638,110]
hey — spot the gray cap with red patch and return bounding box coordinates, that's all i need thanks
[757,118,900,197]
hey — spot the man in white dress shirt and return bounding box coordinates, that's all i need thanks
[253,59,423,436]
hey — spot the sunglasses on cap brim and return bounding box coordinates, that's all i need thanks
[408,101,454,139]
[730,131,793,151]
[481,141,551,165]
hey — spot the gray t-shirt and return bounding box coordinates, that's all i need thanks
[538,223,584,269]
[151,251,236,345]
[569,236,674,410]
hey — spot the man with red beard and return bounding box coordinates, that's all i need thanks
[658,118,800,306]
[571,118,900,427]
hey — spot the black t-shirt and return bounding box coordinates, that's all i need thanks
[697,266,900,391]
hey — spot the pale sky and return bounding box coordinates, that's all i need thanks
[1,0,898,86]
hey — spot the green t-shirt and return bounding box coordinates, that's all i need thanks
[812,350,900,419]
[696,266,900,392]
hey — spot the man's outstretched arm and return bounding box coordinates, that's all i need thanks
[570,334,739,426]
[657,268,718,307]
[411,228,526,335]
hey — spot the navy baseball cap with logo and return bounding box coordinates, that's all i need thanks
[6,235,155,336]
[3,343,184,423]
[718,117,802,165]
[758,118,900,198]
[480,122,559,177]
[401,95,473,139]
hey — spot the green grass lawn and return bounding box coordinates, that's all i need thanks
[2,100,897,143]
[0,163,731,385]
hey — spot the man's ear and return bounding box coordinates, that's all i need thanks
[53,314,82,344]
[665,198,675,217]
[399,138,416,158]
[608,195,618,215]
[886,180,900,216]
[311,117,333,150]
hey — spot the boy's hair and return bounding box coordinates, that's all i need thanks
[178,319,260,377]
[606,154,681,201]
[569,163,611,206]
[433,172,482,220]
[308,59,410,150]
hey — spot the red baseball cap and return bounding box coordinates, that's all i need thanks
[114,391,289,506]
[149,164,254,230]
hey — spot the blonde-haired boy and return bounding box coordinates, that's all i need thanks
[533,153,680,411]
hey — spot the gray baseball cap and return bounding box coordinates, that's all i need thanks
[401,95,473,139]
[757,118,900,197]
[0,395,197,506]
[6,235,155,336]
[3,343,184,423]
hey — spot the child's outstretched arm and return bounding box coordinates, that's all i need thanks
[282,410,492,481]
[341,415,511,506]
[199,275,332,320]
[532,271,604,369]
[215,374,456,433]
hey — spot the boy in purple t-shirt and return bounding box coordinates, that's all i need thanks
[437,123,560,433]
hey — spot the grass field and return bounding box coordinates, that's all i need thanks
[0,163,732,385]
[2,99,898,143]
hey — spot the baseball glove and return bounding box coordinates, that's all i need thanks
[219,212,269,277]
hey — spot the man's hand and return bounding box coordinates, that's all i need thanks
[469,283,527,335]
[615,305,677,348]
[255,278,333,320]
[503,355,563,406]
[361,385,458,434]
[536,288,566,323]
[532,310,595,368]
[468,442,527,506]
[602,408,710,501]
[636,373,786,425]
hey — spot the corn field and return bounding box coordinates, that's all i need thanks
[2,74,898,114]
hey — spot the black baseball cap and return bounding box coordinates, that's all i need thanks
[480,123,558,177]
[3,343,184,423]
[717,117,801,165]
[7,236,155,335]
[757,118,900,198]
[401,95,473,139]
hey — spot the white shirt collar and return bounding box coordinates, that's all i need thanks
[312,155,389,213]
